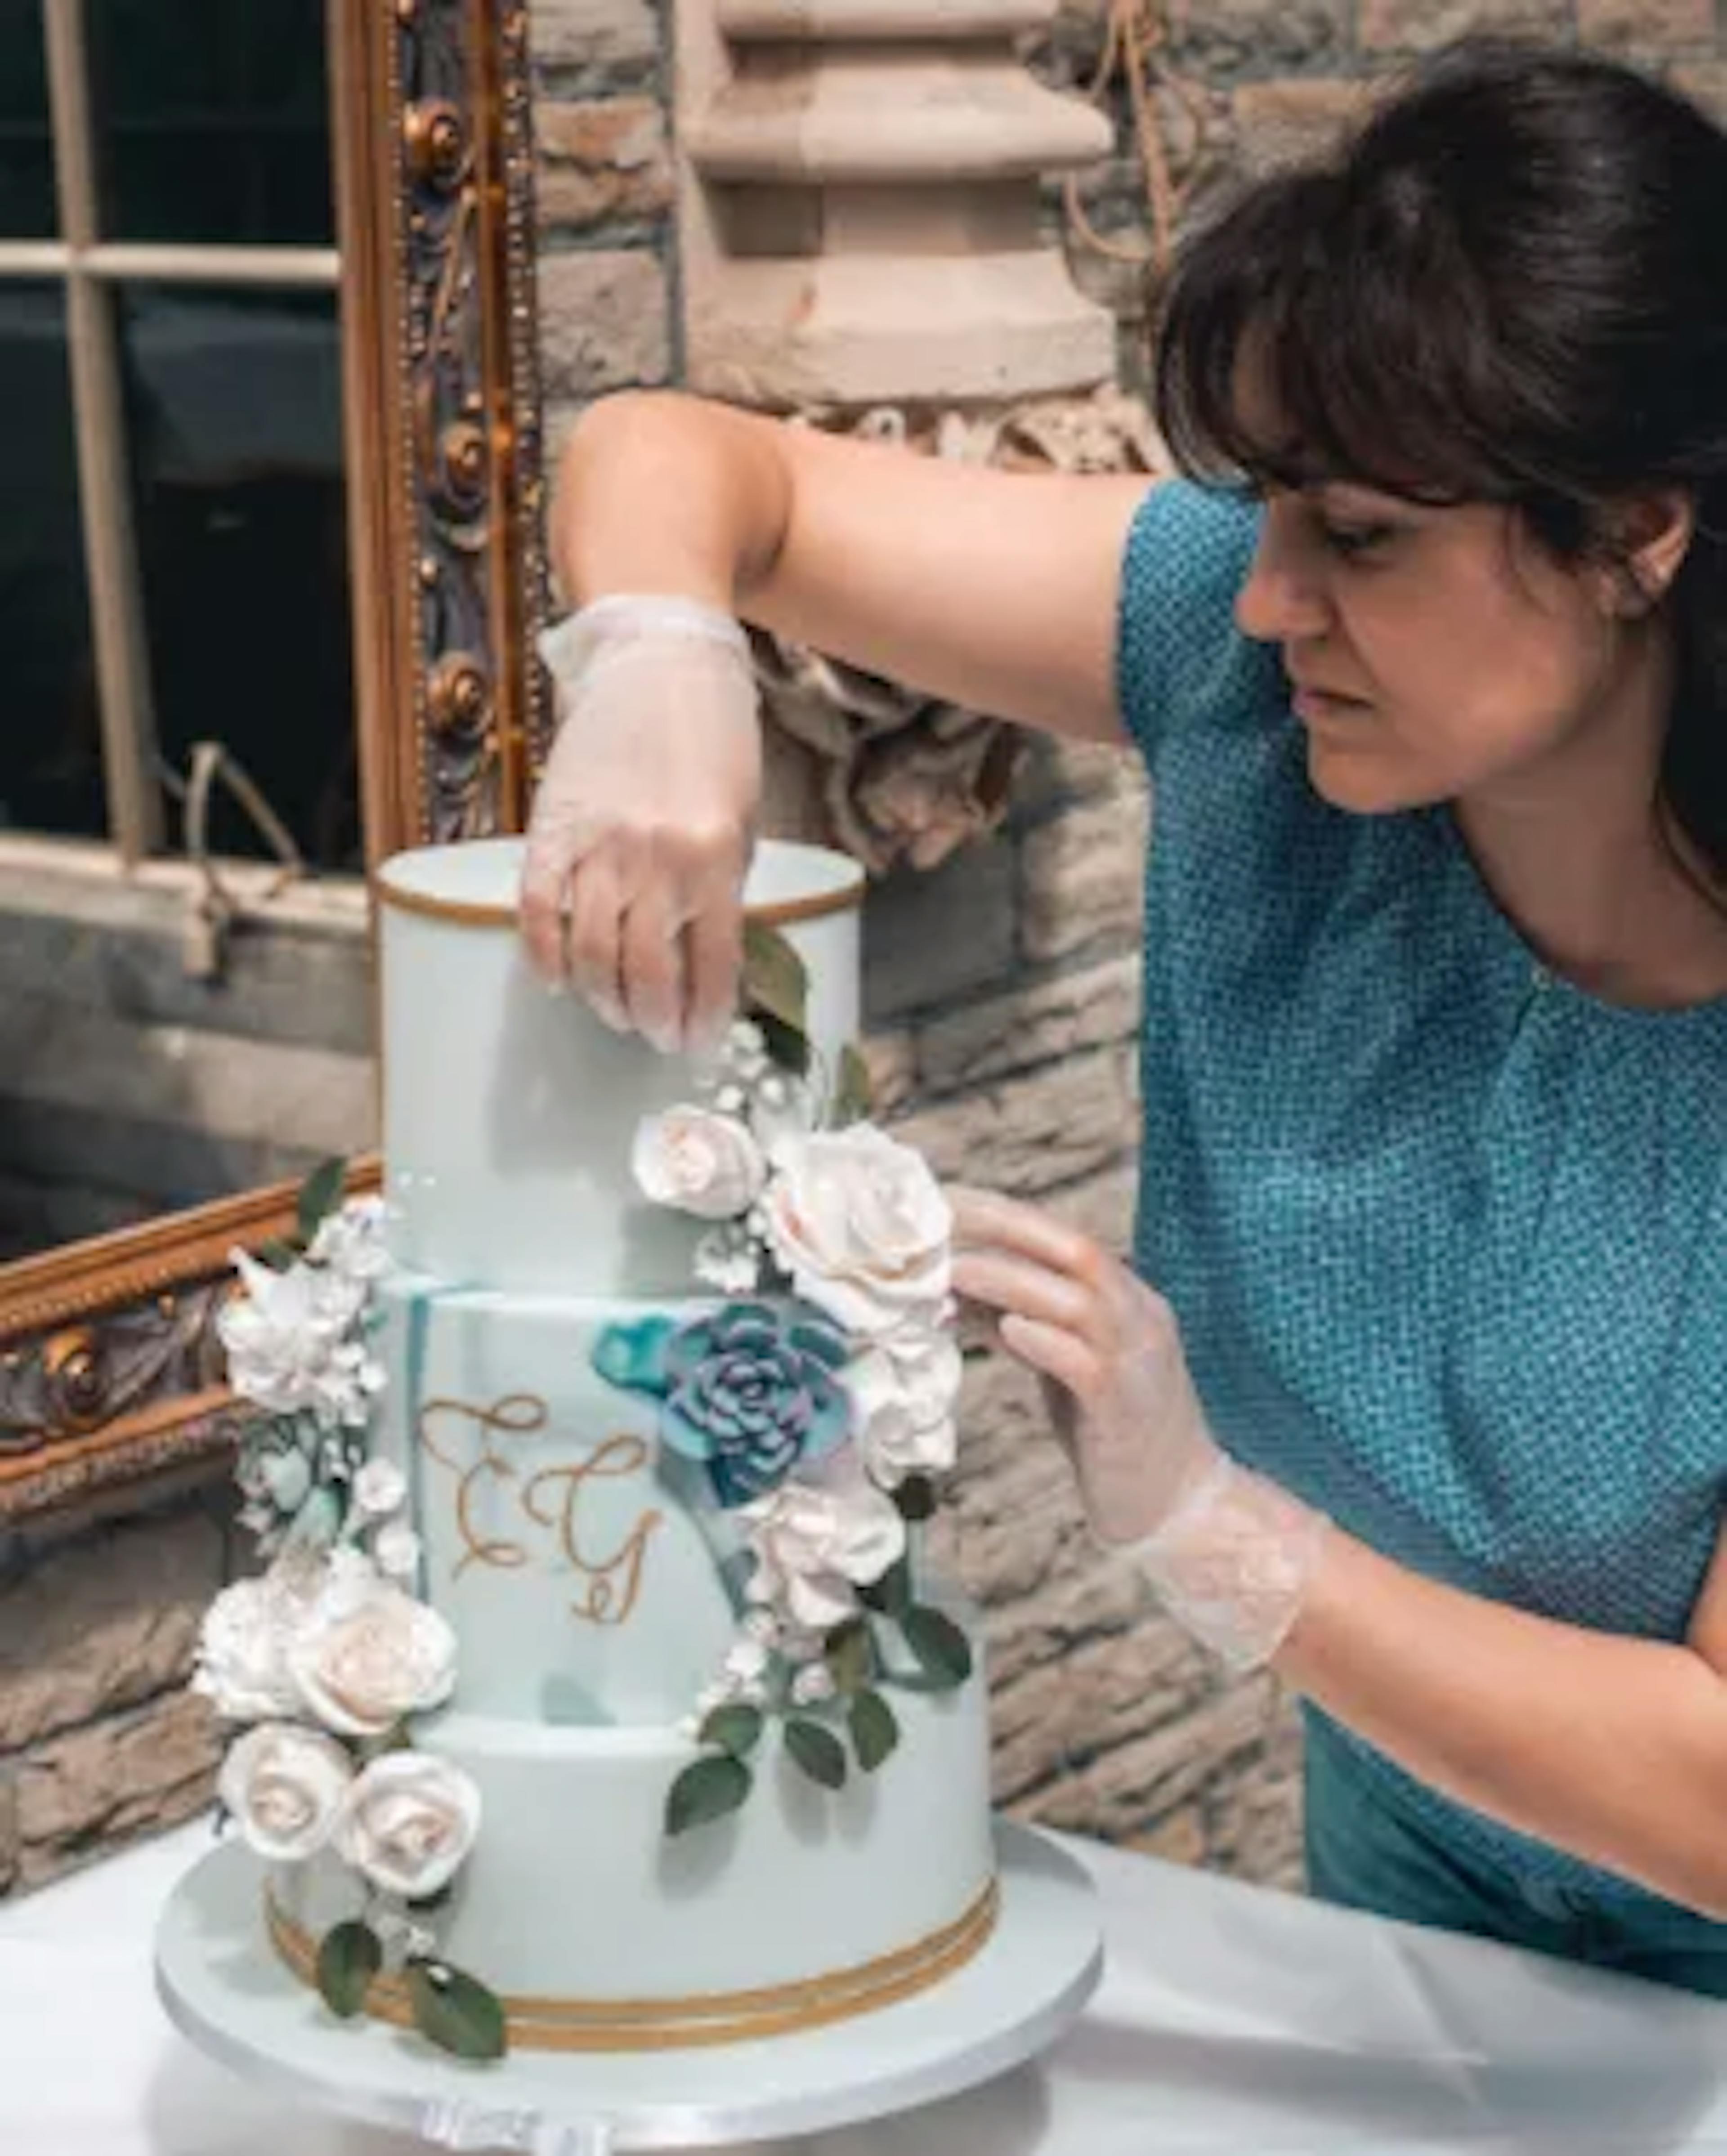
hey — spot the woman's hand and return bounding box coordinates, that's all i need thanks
[948,1185,1219,1546]
[948,1184,1328,1671]
[520,596,763,1056]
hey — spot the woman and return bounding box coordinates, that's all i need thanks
[523,40,1727,1992]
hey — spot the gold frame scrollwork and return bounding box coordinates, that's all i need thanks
[0,0,550,1528]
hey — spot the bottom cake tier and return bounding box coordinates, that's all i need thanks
[268,1663,997,2050]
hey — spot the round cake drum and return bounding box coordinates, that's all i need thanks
[155,1820,1103,2154]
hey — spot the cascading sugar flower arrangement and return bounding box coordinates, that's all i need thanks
[593,923,974,1834]
[195,1168,505,2062]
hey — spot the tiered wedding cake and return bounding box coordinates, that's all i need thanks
[192,837,996,2061]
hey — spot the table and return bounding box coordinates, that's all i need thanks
[5,1818,1727,2155]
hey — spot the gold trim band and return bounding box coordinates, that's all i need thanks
[266,1876,998,2052]
[373,864,866,934]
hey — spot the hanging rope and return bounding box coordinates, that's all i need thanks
[1060,0,1208,283]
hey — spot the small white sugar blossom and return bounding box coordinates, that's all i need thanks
[219,1249,384,1430]
[761,1125,952,1337]
[790,1662,836,1707]
[334,1752,481,1900]
[372,1520,423,1581]
[353,1458,407,1518]
[219,1721,353,1863]
[741,1455,906,1633]
[632,1104,767,1221]
[309,1195,392,1282]
[693,1223,764,1296]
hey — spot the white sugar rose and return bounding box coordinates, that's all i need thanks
[762,1126,952,1335]
[219,1722,353,1863]
[843,1334,961,1485]
[219,1250,381,1429]
[632,1105,767,1221]
[194,1574,306,1722]
[335,1752,481,1900]
[742,1456,907,1632]
[290,1578,457,1738]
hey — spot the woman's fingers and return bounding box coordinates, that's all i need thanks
[618,880,689,1055]
[952,1245,1099,1343]
[948,1183,1104,1282]
[561,847,631,1031]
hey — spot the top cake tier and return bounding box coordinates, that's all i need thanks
[374,837,864,1296]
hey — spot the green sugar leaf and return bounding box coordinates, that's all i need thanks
[405,1958,508,2061]
[315,1919,382,2020]
[784,1715,848,1791]
[665,1752,752,1836]
[828,1042,874,1128]
[823,1617,876,1696]
[858,1555,913,1619]
[900,1603,974,1691]
[295,1155,348,1246]
[741,919,809,1038]
[698,1701,764,1758]
[849,1687,900,1773]
[892,1474,937,1523]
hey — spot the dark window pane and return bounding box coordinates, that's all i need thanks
[0,286,103,840]
[89,0,333,246]
[120,285,358,872]
[0,3,56,237]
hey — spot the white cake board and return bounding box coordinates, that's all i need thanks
[155,1819,1101,2156]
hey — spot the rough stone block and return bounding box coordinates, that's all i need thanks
[862,839,1017,1024]
[1231,77,1371,176]
[532,0,659,72]
[913,953,1141,1095]
[0,1773,16,1893]
[1673,63,1727,122]
[889,1044,1138,1196]
[0,1507,223,1753]
[1577,0,1713,44]
[1168,0,1350,74]
[857,1027,919,1118]
[18,1687,221,1887]
[1013,731,1144,819]
[538,250,670,399]
[1007,1669,1285,1839]
[1358,0,1567,52]
[1020,788,1150,966]
[537,97,673,230]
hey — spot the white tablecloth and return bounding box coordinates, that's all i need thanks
[6,1820,1727,2155]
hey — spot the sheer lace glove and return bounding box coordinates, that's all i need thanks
[949,1186,1329,1673]
[523,595,763,1055]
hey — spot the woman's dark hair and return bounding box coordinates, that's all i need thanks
[1152,38,1727,888]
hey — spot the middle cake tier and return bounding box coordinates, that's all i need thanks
[373,1268,765,1727]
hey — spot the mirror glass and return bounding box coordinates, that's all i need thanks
[0,0,375,1266]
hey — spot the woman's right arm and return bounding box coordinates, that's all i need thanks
[554,389,1144,743]
[525,390,1148,1047]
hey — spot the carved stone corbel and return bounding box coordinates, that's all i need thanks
[753,387,1168,873]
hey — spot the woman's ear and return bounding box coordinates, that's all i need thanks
[1600,488,1696,617]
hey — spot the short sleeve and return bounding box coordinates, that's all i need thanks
[1113,478,1276,766]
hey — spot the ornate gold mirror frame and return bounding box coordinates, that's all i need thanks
[0,0,549,1529]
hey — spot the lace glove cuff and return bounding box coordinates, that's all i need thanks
[1118,1454,1330,1674]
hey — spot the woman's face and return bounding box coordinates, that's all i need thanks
[1233,483,1642,815]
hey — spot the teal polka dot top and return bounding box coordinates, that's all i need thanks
[1116,478,1727,1915]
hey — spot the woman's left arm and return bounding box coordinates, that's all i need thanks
[949,1185,1727,1918]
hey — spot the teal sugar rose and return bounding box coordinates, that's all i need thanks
[592,1301,851,1507]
